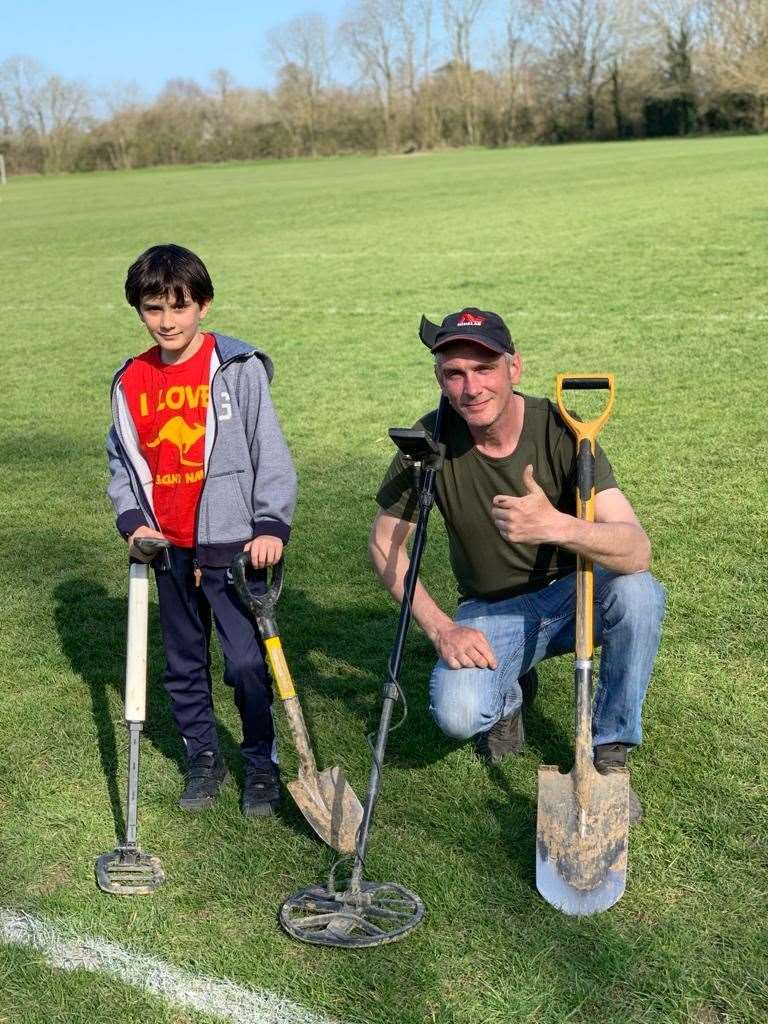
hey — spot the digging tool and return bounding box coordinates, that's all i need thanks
[96,537,170,895]
[231,554,364,855]
[536,374,630,915]
[278,396,448,948]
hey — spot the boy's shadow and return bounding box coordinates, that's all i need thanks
[53,576,240,840]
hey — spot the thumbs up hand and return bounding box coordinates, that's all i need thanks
[491,465,563,545]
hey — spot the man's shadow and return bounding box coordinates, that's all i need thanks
[53,575,241,841]
[274,586,573,772]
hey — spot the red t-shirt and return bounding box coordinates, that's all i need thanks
[121,333,215,547]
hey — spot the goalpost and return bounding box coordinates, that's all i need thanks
[0,155,6,186]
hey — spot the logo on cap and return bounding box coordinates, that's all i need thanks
[457,311,485,327]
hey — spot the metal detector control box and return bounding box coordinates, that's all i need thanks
[388,427,445,470]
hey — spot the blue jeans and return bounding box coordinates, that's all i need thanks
[429,568,666,748]
[154,547,275,770]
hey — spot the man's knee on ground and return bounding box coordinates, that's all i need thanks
[429,678,490,740]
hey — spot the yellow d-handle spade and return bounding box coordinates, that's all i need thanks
[554,373,615,659]
[536,373,630,916]
[231,554,364,855]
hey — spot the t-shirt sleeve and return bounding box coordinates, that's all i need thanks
[594,441,618,493]
[375,451,419,522]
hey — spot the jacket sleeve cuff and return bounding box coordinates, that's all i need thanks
[116,509,149,540]
[251,519,291,545]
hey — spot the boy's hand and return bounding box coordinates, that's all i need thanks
[244,535,284,569]
[128,526,167,562]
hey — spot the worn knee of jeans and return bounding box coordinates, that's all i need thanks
[430,673,488,740]
[602,571,666,633]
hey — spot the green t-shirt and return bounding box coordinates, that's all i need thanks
[376,394,618,603]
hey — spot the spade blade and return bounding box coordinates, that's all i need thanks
[536,763,629,916]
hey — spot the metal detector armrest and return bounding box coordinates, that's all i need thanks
[388,428,445,470]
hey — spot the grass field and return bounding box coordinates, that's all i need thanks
[0,136,767,1024]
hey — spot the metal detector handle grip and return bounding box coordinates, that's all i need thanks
[230,554,295,700]
[133,537,171,558]
[125,563,150,722]
[555,373,615,661]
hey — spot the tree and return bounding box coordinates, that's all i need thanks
[537,0,621,138]
[0,55,90,171]
[440,0,487,144]
[699,0,768,130]
[267,14,331,156]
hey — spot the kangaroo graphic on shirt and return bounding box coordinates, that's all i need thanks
[146,417,205,467]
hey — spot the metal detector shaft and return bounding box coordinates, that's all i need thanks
[96,537,169,896]
[124,722,142,850]
[349,397,448,892]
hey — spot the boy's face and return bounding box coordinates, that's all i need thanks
[137,290,211,364]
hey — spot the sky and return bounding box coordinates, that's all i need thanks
[1,0,357,100]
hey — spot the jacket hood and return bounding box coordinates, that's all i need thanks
[213,332,275,381]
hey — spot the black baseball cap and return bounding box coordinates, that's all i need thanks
[419,308,515,355]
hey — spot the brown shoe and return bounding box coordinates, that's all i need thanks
[475,709,525,763]
[594,742,644,825]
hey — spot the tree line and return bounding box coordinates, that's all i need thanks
[1,0,766,175]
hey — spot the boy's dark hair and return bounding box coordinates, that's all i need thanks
[125,243,214,310]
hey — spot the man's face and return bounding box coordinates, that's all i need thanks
[436,342,521,430]
[138,291,210,363]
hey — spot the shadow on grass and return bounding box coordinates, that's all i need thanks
[52,575,240,840]
[276,585,575,773]
[274,585,458,770]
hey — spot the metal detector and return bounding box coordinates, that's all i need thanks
[279,397,448,947]
[96,537,170,895]
[536,375,630,915]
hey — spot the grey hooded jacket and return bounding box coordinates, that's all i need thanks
[106,333,297,567]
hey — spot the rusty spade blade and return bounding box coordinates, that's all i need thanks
[231,554,364,855]
[288,765,362,855]
[536,759,629,915]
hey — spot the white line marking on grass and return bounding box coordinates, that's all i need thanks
[0,909,335,1024]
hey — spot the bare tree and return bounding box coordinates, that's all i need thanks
[340,0,401,150]
[98,83,145,170]
[441,0,486,143]
[267,14,331,156]
[0,55,90,171]
[699,0,768,128]
[491,1,542,142]
[537,0,622,137]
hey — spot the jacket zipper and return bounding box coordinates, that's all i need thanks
[191,346,254,585]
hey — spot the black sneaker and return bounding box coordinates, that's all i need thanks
[594,742,644,825]
[179,750,229,812]
[242,762,281,817]
[475,709,525,763]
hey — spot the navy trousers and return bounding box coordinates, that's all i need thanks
[154,547,275,769]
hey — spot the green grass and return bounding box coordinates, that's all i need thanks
[1,137,767,1024]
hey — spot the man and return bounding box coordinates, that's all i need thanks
[369,308,665,822]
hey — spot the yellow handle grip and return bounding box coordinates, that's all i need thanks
[264,636,296,700]
[555,373,615,445]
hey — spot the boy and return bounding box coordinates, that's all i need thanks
[106,243,297,816]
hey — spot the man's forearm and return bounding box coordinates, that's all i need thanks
[556,514,651,574]
[368,535,454,643]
